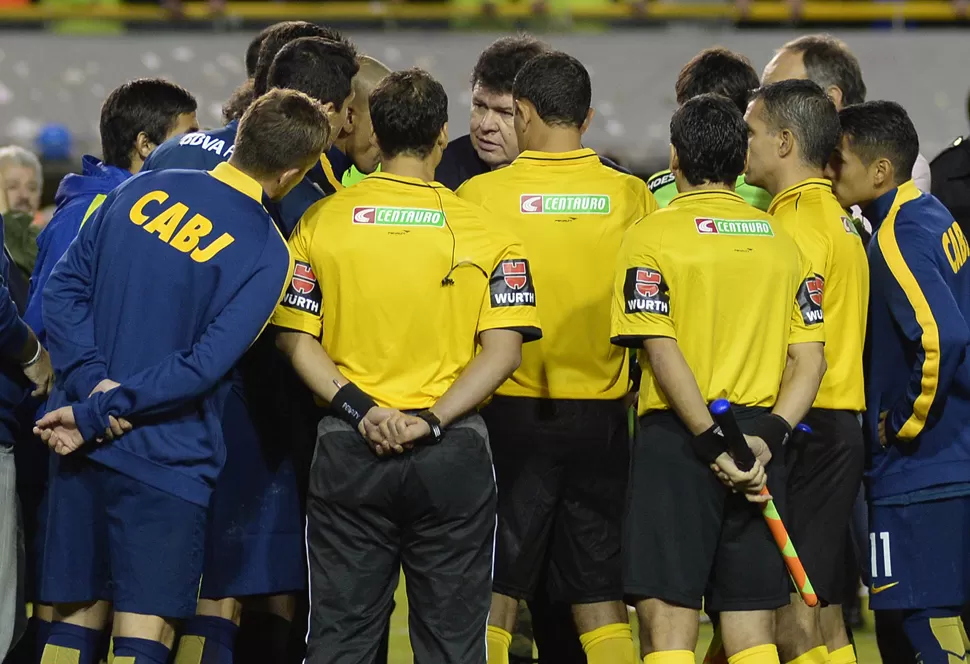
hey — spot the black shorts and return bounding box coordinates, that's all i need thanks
[624,409,789,612]
[785,408,864,605]
[305,415,496,664]
[482,396,629,604]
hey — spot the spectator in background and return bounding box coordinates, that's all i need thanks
[0,147,43,282]
[930,89,970,237]
[762,34,932,192]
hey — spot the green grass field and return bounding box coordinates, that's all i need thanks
[385,576,882,663]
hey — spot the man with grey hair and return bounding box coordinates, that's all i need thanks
[762,34,932,192]
[0,147,42,282]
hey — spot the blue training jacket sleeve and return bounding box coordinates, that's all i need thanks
[70,241,290,442]
[877,215,970,441]
[42,197,111,401]
[0,216,30,359]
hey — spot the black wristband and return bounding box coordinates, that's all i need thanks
[749,414,793,448]
[330,383,377,428]
[689,424,726,464]
[415,410,444,444]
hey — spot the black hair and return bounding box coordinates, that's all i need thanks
[782,34,867,106]
[512,51,590,129]
[838,101,919,185]
[670,93,748,187]
[675,47,761,113]
[223,79,255,123]
[370,68,448,159]
[252,21,356,97]
[100,78,197,170]
[267,37,359,109]
[750,79,841,169]
[245,23,280,78]
[470,34,550,95]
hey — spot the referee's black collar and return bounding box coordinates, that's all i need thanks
[669,188,744,206]
[768,178,833,215]
[369,172,448,189]
[514,148,599,165]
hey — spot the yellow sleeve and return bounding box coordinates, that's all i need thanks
[610,223,674,346]
[477,240,542,342]
[270,217,323,338]
[455,177,485,206]
[640,179,660,218]
[789,247,826,345]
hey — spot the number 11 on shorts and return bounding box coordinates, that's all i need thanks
[871,531,893,578]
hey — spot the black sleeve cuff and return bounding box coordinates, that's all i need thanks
[503,326,543,343]
[611,334,647,349]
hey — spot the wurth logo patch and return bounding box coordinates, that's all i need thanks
[624,267,669,315]
[797,274,825,325]
[490,259,536,307]
[283,260,322,315]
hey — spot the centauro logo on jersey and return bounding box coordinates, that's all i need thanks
[490,259,537,308]
[519,194,611,215]
[352,206,445,227]
[695,218,774,237]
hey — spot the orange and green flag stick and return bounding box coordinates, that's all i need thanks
[710,399,819,607]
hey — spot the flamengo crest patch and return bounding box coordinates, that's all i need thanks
[520,194,611,215]
[283,261,322,315]
[797,274,825,325]
[624,267,670,315]
[695,218,774,236]
[490,259,537,308]
[352,206,445,227]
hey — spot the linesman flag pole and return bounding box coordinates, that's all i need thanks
[709,399,819,607]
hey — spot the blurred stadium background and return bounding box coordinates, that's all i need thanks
[0,1,963,660]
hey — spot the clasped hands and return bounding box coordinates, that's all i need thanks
[33,379,133,456]
[708,434,773,504]
[357,408,435,457]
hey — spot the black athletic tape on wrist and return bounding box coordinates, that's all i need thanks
[689,424,725,464]
[749,414,793,448]
[330,383,377,428]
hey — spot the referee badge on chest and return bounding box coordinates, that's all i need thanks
[624,267,670,315]
[283,261,322,315]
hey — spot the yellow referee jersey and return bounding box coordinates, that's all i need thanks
[457,148,658,399]
[610,189,825,416]
[769,179,868,411]
[271,172,542,410]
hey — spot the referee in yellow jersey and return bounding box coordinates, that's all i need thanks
[270,69,542,664]
[744,80,868,664]
[457,51,657,664]
[612,94,827,664]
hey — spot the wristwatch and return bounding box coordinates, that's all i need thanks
[415,409,444,444]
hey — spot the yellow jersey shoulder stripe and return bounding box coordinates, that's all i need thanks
[79,193,108,229]
[877,181,937,440]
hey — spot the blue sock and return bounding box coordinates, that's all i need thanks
[173,616,238,664]
[902,607,967,664]
[35,617,53,663]
[41,622,103,664]
[110,636,171,664]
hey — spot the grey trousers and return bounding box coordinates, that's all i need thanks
[0,444,25,659]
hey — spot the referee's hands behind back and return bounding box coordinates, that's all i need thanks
[358,408,430,457]
[709,433,771,504]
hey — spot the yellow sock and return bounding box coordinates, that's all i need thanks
[828,645,857,664]
[784,645,829,664]
[960,619,970,653]
[486,626,512,664]
[41,645,81,664]
[728,644,781,664]
[643,650,695,664]
[579,623,636,664]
